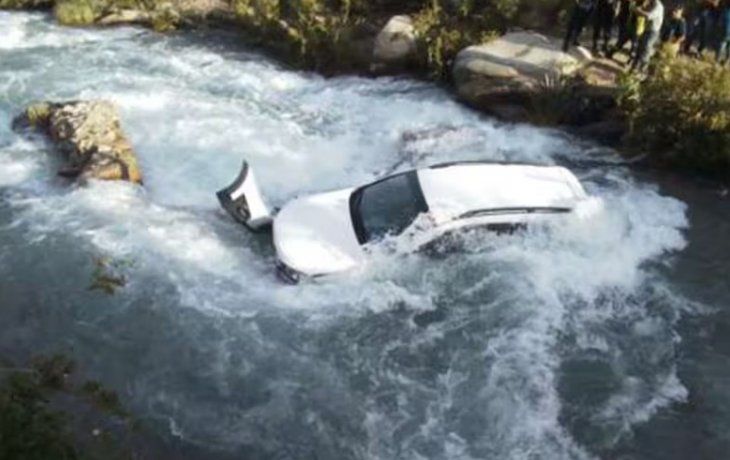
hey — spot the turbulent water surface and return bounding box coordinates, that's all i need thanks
[1,12,729,460]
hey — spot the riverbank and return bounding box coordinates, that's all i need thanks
[7,1,728,182]
[0,1,628,137]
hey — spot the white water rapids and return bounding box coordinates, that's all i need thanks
[0,11,697,460]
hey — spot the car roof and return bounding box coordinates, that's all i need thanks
[416,162,587,223]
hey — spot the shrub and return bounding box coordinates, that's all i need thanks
[54,0,97,25]
[0,0,53,8]
[232,0,358,71]
[413,0,497,80]
[0,373,78,460]
[0,355,134,459]
[620,56,730,180]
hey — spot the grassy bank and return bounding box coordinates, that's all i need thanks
[620,55,730,181]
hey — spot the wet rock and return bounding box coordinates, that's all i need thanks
[453,31,592,120]
[371,15,417,74]
[97,9,152,27]
[12,100,143,184]
[171,0,228,19]
[97,2,183,31]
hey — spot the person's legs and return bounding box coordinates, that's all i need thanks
[698,11,711,53]
[565,7,591,51]
[719,38,730,63]
[602,10,615,52]
[629,27,639,57]
[636,29,660,71]
[593,5,603,51]
[684,15,699,53]
[717,38,725,62]
[574,8,591,43]
[609,14,630,58]
[564,8,580,51]
[593,3,612,52]
[630,33,645,70]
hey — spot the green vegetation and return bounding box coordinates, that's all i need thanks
[619,56,730,180]
[54,0,96,25]
[412,2,498,80]
[37,0,178,29]
[0,0,52,9]
[88,255,130,295]
[0,371,77,459]
[81,381,129,417]
[526,73,576,126]
[229,0,571,76]
[0,354,133,460]
[231,0,371,72]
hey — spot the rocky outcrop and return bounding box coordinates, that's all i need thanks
[97,9,152,27]
[12,101,143,184]
[370,15,417,74]
[453,31,593,121]
[48,0,227,30]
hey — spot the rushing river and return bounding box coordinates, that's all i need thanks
[1,11,729,460]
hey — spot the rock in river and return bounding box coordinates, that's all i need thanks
[12,100,143,184]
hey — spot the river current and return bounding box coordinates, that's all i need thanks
[1,11,729,460]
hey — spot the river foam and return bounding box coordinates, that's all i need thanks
[0,12,692,460]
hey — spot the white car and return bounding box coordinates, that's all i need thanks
[217,161,589,283]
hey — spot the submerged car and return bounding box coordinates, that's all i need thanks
[217,160,589,283]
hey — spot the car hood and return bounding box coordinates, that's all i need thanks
[273,188,364,276]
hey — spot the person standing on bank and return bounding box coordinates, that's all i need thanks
[564,0,598,52]
[631,0,665,72]
[608,0,637,58]
[593,0,619,55]
[661,5,688,57]
[717,0,730,64]
[685,0,721,55]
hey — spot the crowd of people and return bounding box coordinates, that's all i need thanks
[562,0,730,72]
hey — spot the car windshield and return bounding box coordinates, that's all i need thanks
[350,171,429,244]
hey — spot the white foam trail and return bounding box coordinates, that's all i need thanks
[0,11,137,50]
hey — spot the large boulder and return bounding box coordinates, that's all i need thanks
[97,9,153,27]
[453,31,593,121]
[371,15,417,74]
[12,100,143,184]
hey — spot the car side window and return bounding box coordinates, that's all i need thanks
[353,172,428,243]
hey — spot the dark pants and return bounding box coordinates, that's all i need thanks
[686,9,718,53]
[564,7,593,51]
[593,1,616,52]
[632,28,660,71]
[609,7,633,57]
